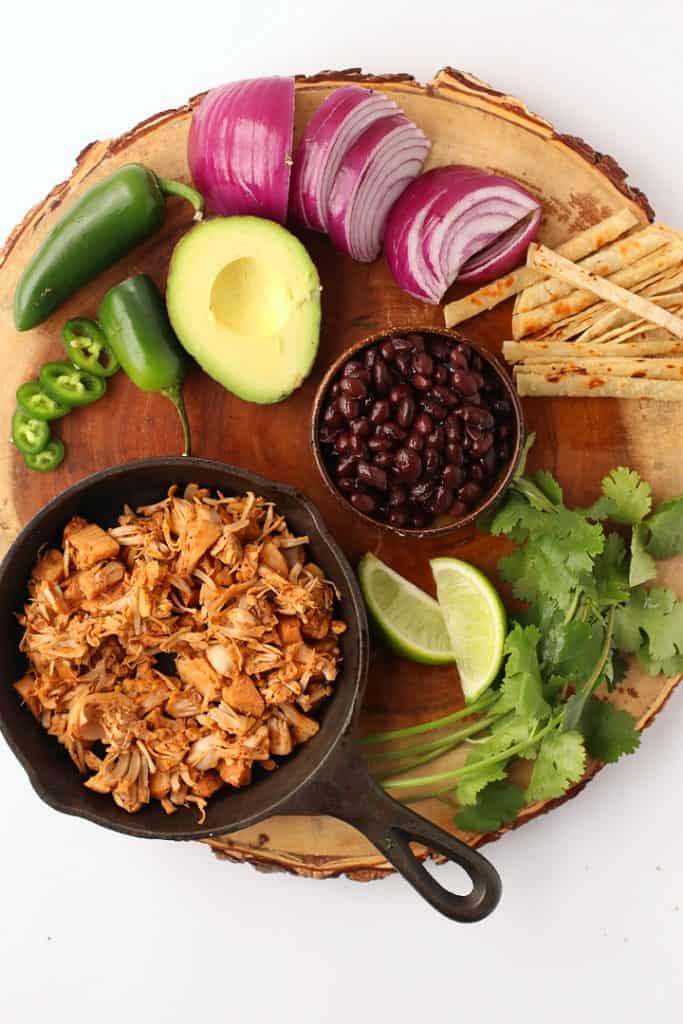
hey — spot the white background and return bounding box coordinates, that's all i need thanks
[2,1,682,1021]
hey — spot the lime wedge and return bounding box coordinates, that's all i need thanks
[358,553,455,665]
[430,557,507,703]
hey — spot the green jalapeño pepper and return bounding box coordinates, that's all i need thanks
[40,361,106,408]
[14,164,204,332]
[98,274,192,456]
[16,381,69,421]
[63,317,119,377]
[24,439,65,473]
[12,409,50,455]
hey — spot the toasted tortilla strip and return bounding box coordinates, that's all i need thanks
[577,290,683,342]
[503,337,683,362]
[516,224,672,314]
[514,369,683,400]
[525,244,683,339]
[519,358,683,380]
[444,208,638,327]
[580,305,683,347]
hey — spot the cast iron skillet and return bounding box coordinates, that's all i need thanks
[0,457,501,922]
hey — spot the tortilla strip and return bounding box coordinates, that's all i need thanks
[515,224,673,313]
[524,244,683,339]
[514,370,683,400]
[518,358,683,381]
[578,305,683,347]
[503,337,683,362]
[577,289,683,342]
[443,208,639,327]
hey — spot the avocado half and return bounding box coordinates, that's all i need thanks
[166,216,321,404]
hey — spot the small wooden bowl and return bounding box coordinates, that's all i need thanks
[311,327,526,539]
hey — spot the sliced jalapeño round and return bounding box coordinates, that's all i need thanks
[16,381,70,421]
[24,438,65,472]
[62,317,120,378]
[11,409,51,455]
[40,361,106,408]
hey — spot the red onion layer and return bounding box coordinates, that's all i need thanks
[290,85,400,233]
[384,165,542,303]
[326,113,430,263]
[188,77,295,223]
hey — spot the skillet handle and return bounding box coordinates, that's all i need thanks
[345,778,501,922]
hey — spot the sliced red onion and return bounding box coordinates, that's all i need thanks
[188,77,295,223]
[384,166,542,303]
[327,114,430,263]
[290,85,400,232]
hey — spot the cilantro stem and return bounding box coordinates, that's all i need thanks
[584,606,615,694]
[366,713,500,763]
[511,475,558,513]
[382,715,561,791]
[376,741,462,782]
[361,692,498,745]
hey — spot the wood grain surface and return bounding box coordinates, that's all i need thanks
[1,66,678,879]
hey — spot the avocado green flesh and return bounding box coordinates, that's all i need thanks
[165,217,321,404]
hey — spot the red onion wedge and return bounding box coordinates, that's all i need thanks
[188,77,295,223]
[384,166,542,303]
[290,85,401,232]
[326,113,430,263]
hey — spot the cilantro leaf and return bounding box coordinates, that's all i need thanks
[534,469,563,506]
[629,523,657,587]
[579,698,640,762]
[586,467,652,525]
[526,730,586,803]
[644,495,683,560]
[496,624,550,722]
[582,532,630,606]
[614,586,683,664]
[455,781,526,834]
[456,755,508,806]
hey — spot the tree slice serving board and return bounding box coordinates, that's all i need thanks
[0,67,680,881]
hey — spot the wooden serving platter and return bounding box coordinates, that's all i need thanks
[1,67,680,880]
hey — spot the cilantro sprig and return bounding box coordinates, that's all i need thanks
[364,436,683,835]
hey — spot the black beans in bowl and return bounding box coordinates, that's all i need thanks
[313,330,524,535]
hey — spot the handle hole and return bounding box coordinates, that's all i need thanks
[397,831,476,896]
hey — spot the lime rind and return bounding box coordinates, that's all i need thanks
[430,556,507,703]
[358,553,455,665]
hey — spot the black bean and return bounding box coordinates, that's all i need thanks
[388,509,409,528]
[458,482,483,506]
[336,453,358,478]
[369,399,391,425]
[411,480,435,505]
[350,417,371,438]
[348,435,367,457]
[461,406,494,429]
[413,373,432,391]
[433,364,449,385]
[393,448,422,484]
[423,446,442,476]
[339,376,367,399]
[432,485,454,515]
[413,351,434,377]
[448,500,468,519]
[395,351,412,376]
[470,370,486,390]
[450,370,478,396]
[470,464,485,484]
[470,432,494,457]
[407,432,424,452]
[446,442,464,466]
[392,335,413,352]
[427,426,445,449]
[373,359,391,394]
[442,463,464,489]
[470,352,483,371]
[373,451,394,470]
[350,491,377,515]
[389,484,408,508]
[337,477,356,493]
[396,396,416,429]
[497,421,514,440]
[406,333,425,351]
[481,448,498,477]
[431,384,458,408]
[445,414,463,442]
[378,422,407,442]
[319,424,341,445]
[338,395,360,420]
[343,360,365,378]
[324,403,345,428]
[430,339,451,360]
[364,347,380,370]
[450,348,469,371]
[497,443,511,464]
[357,461,388,491]
[410,509,427,530]
[390,382,413,404]
[414,412,433,435]
[380,339,396,362]
[493,399,512,418]
[421,396,447,420]
[368,435,393,453]
[335,432,351,453]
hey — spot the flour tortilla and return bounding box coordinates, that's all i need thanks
[503,338,683,362]
[514,369,683,400]
[517,358,683,380]
[444,208,639,327]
